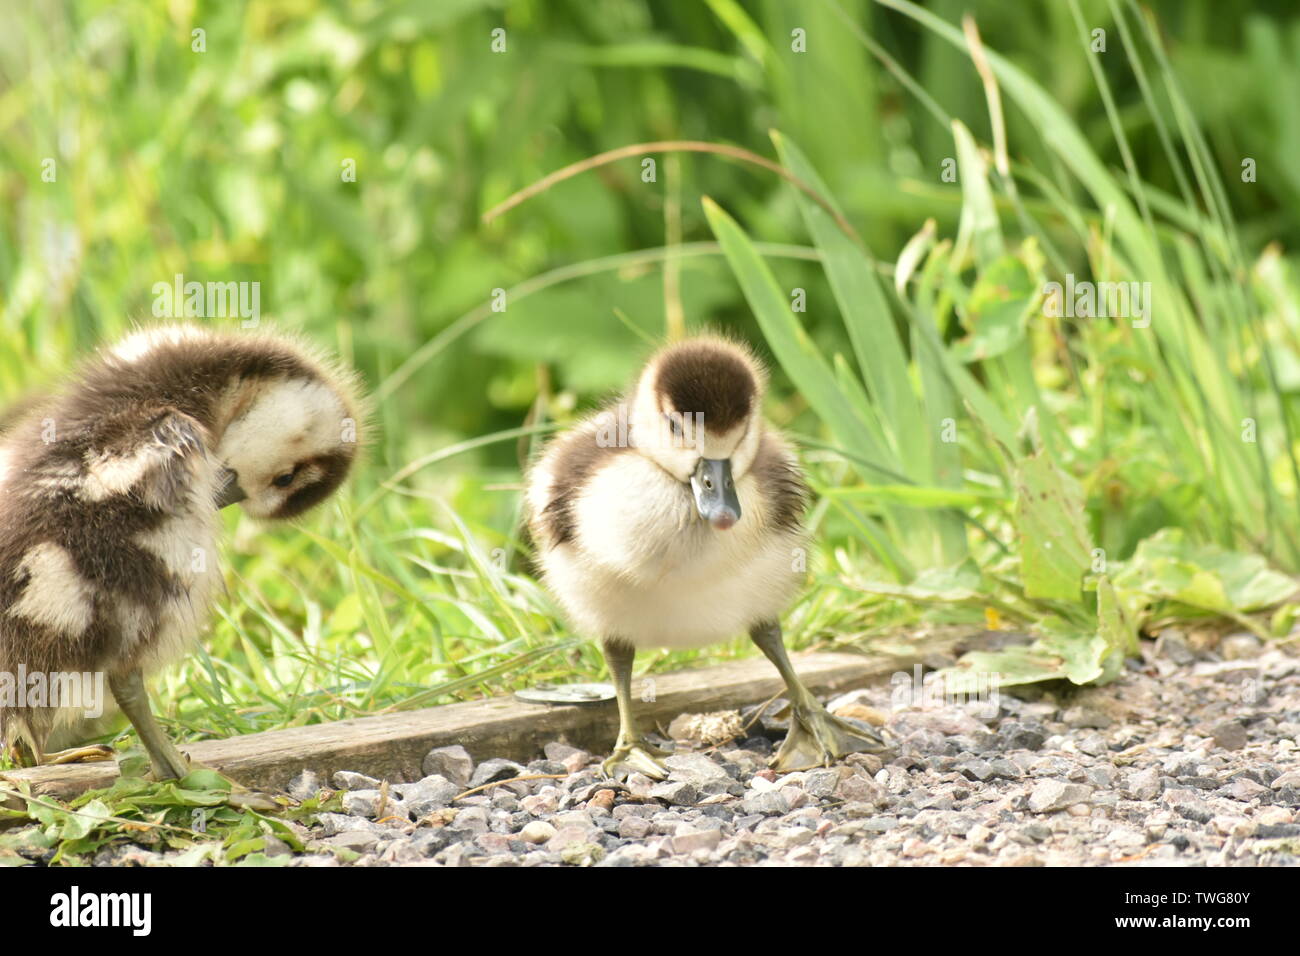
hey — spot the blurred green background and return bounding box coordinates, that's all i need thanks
[1,0,1299,743]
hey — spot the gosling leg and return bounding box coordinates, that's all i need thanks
[749,619,888,772]
[109,670,190,780]
[600,638,670,780]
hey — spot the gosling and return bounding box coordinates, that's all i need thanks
[0,324,363,779]
[526,335,886,778]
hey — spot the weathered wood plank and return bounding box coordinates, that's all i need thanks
[1,646,935,803]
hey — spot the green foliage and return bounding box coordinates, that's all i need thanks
[0,765,338,867]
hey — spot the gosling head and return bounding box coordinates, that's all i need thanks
[629,336,765,531]
[213,352,363,521]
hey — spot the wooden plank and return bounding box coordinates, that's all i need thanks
[0,646,942,803]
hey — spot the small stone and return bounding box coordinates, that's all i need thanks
[902,838,934,858]
[520,821,556,844]
[1018,823,1051,843]
[803,768,842,798]
[844,753,885,776]
[468,758,525,789]
[741,791,790,816]
[520,790,560,816]
[547,824,596,850]
[1270,771,1300,791]
[1210,815,1251,836]
[475,832,513,854]
[672,829,722,854]
[325,831,380,853]
[957,758,996,782]
[450,806,490,834]
[1006,853,1045,867]
[835,774,885,805]
[1077,734,1109,757]
[332,771,381,791]
[1256,806,1293,826]
[398,775,462,816]
[1106,828,1146,848]
[1256,823,1300,839]
[648,781,699,807]
[587,789,616,813]
[1227,777,1268,801]
[1212,720,1249,751]
[422,745,475,787]
[562,751,591,774]
[1175,801,1214,824]
[618,815,653,839]
[988,758,1023,780]
[1124,767,1162,801]
[1154,630,1195,665]
[543,741,585,762]
[664,753,735,789]
[1219,633,1262,660]
[341,790,385,818]
[1028,780,1093,814]
[999,722,1046,751]
[1062,706,1112,729]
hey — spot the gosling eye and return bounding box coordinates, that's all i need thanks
[271,469,297,488]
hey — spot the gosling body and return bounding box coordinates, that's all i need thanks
[0,324,362,777]
[527,336,885,776]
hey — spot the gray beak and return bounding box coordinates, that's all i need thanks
[691,458,741,530]
[214,467,247,509]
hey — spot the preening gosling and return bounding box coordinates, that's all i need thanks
[526,336,886,778]
[0,325,363,779]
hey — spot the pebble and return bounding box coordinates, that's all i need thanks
[1028,781,1093,813]
[519,821,556,844]
[1212,720,1249,751]
[422,745,475,786]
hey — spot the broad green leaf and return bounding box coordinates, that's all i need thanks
[1114,528,1297,614]
[939,646,1067,694]
[951,254,1036,363]
[1013,452,1092,602]
[60,799,111,842]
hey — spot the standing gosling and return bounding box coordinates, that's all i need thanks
[526,336,886,777]
[0,325,363,779]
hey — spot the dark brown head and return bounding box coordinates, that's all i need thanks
[630,336,765,529]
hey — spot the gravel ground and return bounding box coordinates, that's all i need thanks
[270,632,1300,867]
[37,632,1300,867]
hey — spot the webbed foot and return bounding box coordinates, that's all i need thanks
[602,735,672,780]
[771,702,889,773]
